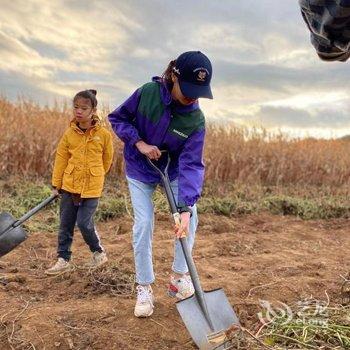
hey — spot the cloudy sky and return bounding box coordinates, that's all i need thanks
[1,0,349,138]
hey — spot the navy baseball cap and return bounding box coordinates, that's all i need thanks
[173,51,213,99]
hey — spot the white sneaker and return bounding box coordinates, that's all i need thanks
[168,274,195,300]
[45,258,71,275]
[134,285,154,317]
[84,251,108,269]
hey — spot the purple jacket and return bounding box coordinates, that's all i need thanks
[108,77,206,207]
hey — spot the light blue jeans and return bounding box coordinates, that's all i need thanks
[126,176,198,285]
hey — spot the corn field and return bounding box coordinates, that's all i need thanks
[0,97,349,186]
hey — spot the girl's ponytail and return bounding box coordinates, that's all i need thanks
[162,59,177,84]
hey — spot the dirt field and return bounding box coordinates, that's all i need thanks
[0,212,349,350]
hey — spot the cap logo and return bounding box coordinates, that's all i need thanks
[193,67,209,82]
[197,71,206,81]
[173,67,180,75]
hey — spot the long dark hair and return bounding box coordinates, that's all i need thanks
[73,89,98,108]
[162,60,177,85]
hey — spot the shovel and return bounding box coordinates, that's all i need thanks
[147,153,239,350]
[0,194,58,258]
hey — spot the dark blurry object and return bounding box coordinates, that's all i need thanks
[299,0,350,61]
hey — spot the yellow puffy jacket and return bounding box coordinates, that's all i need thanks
[52,120,114,198]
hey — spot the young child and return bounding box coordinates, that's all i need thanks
[108,51,213,317]
[46,89,114,275]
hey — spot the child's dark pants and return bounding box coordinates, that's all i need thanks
[57,191,103,261]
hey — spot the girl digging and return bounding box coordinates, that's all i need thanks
[46,90,114,275]
[108,51,213,317]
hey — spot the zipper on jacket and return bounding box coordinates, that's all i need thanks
[159,109,173,147]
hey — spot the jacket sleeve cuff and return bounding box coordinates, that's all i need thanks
[177,201,193,217]
[130,135,142,147]
[52,183,61,190]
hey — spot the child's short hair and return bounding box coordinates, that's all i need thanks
[73,90,98,108]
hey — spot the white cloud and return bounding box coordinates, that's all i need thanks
[0,1,139,87]
[190,23,259,63]
[0,0,348,138]
[262,91,349,110]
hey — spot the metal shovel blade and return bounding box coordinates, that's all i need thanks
[0,194,57,258]
[0,212,27,258]
[176,288,239,350]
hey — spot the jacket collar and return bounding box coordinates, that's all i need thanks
[152,76,199,113]
[70,120,101,134]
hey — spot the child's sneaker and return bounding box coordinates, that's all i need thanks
[84,251,108,269]
[45,258,72,275]
[134,285,154,317]
[168,274,195,300]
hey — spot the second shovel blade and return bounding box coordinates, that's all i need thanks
[0,212,27,258]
